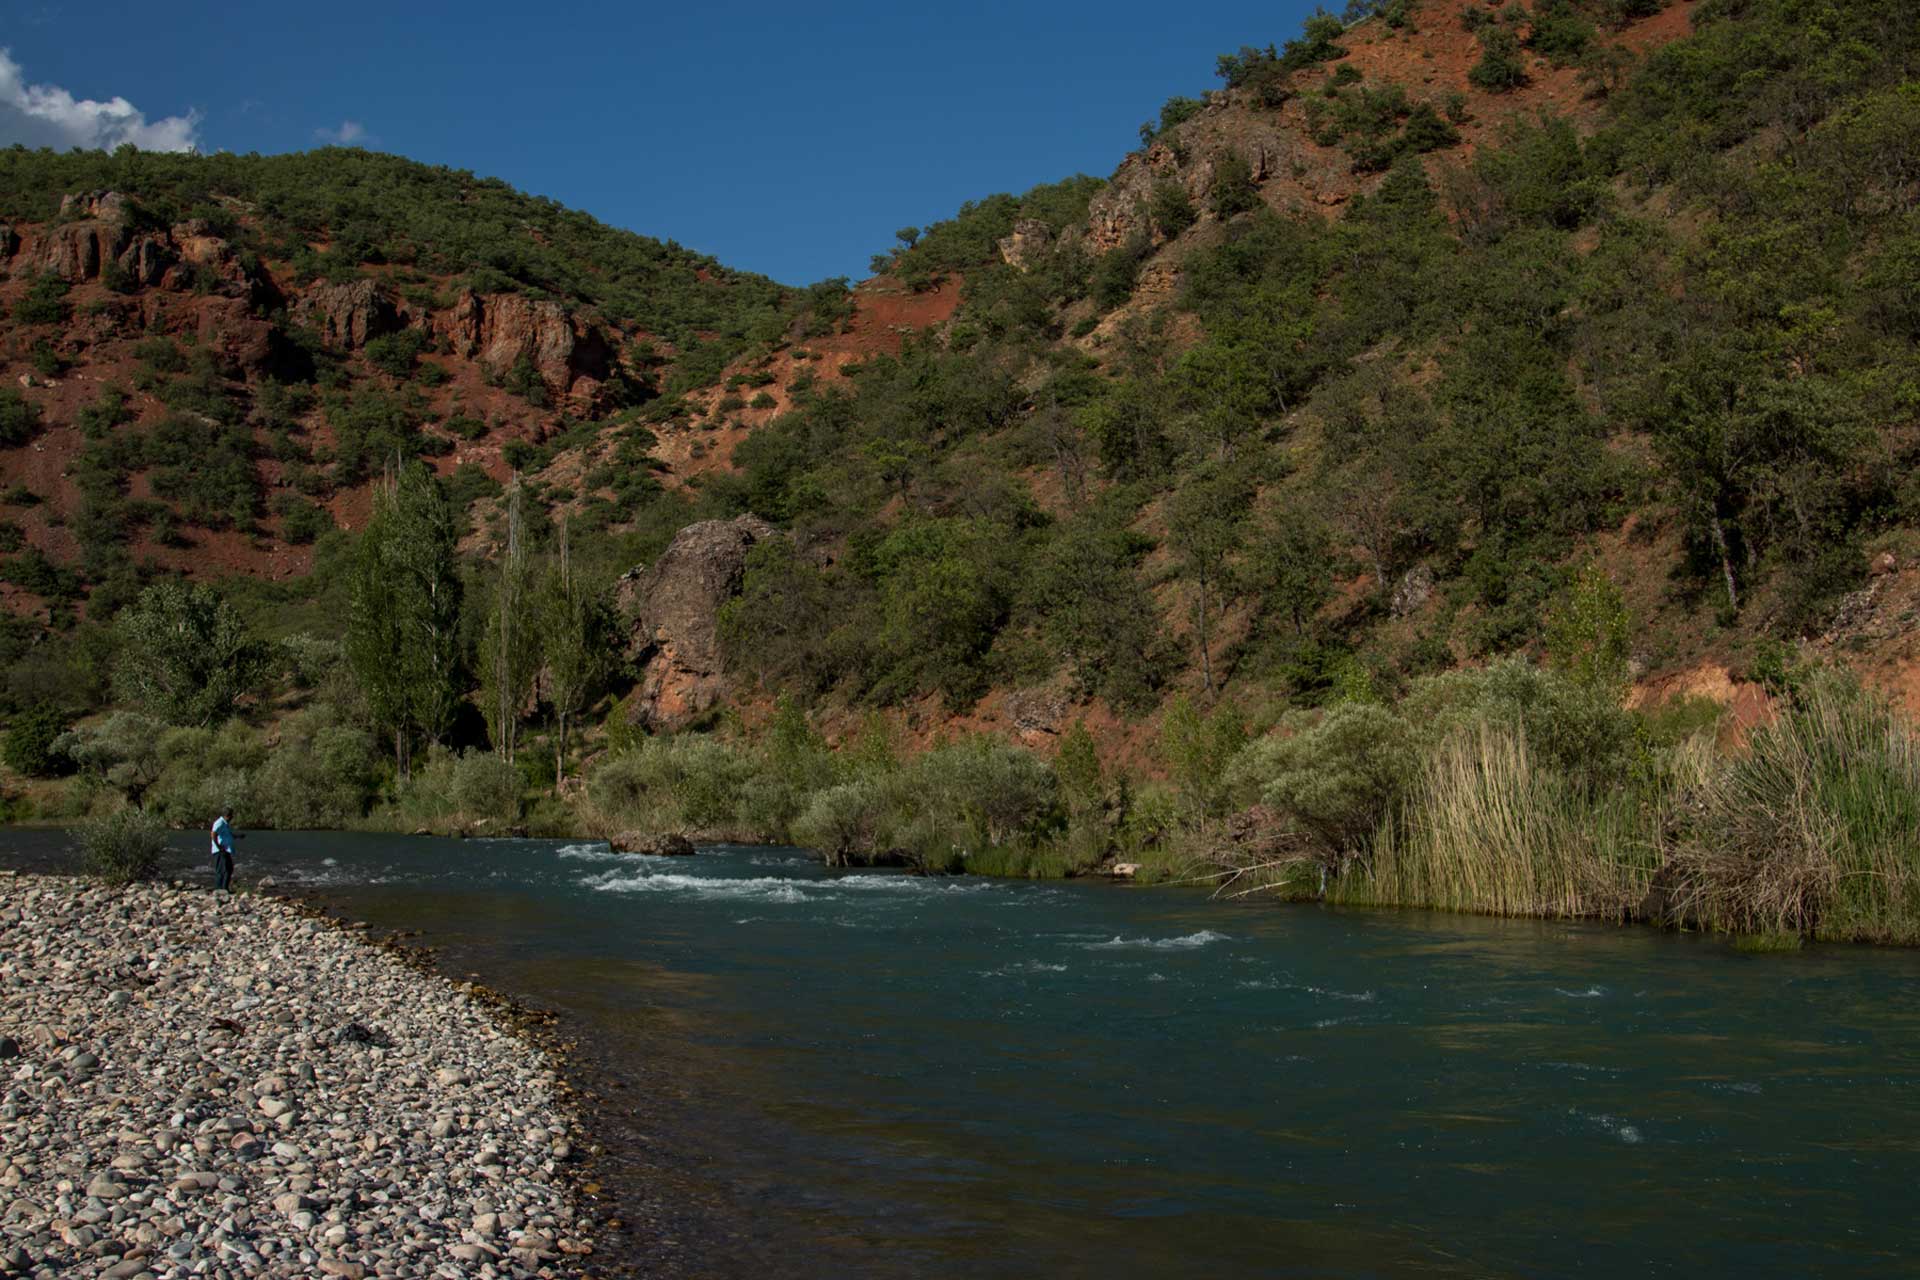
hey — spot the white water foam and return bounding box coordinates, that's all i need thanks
[584,867,996,904]
[588,871,814,903]
[981,960,1070,977]
[1555,985,1608,999]
[1086,930,1229,951]
[557,844,637,864]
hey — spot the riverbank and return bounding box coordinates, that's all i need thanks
[0,873,593,1279]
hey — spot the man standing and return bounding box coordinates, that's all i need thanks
[210,807,238,892]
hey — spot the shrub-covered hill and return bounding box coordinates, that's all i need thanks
[658,0,1920,756]
[0,145,863,620]
[4,0,1920,804]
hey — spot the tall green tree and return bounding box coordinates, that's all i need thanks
[538,520,617,784]
[479,479,539,762]
[347,463,463,778]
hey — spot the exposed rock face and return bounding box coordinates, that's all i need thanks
[997,218,1054,269]
[434,291,613,403]
[291,278,404,350]
[9,190,133,282]
[1391,564,1435,618]
[616,515,780,732]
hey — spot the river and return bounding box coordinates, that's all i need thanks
[4,829,1917,1278]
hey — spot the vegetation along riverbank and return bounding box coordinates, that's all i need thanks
[6,0,1920,948]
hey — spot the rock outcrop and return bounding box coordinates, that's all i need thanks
[607,832,696,856]
[615,515,780,732]
[997,218,1054,269]
[292,278,404,350]
[434,291,614,404]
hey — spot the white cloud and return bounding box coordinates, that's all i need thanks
[315,120,368,146]
[0,47,199,152]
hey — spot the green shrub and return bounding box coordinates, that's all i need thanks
[1149,178,1198,237]
[1227,703,1415,862]
[12,276,69,325]
[791,777,910,866]
[1469,26,1530,91]
[391,748,523,826]
[76,807,168,885]
[0,387,44,448]
[588,735,756,832]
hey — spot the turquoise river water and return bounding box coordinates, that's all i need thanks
[3,829,1917,1277]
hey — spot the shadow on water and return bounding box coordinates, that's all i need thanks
[6,827,1920,1278]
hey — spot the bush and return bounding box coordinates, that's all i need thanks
[392,748,523,826]
[0,387,44,448]
[250,713,378,828]
[791,777,909,866]
[588,735,756,833]
[1469,26,1530,92]
[12,276,69,325]
[77,807,168,885]
[1227,703,1415,862]
[2,704,70,777]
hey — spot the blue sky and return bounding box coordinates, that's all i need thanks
[1,1,1321,285]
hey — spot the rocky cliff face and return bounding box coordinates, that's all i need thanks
[434,290,615,407]
[615,516,780,732]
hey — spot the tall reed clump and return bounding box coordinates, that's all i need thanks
[1340,721,1656,919]
[1666,673,1920,944]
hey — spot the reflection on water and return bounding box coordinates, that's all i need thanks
[4,828,1919,1278]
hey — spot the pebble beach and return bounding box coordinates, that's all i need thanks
[0,874,591,1280]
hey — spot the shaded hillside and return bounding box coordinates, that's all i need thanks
[4,0,1920,773]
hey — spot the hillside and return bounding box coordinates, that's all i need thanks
[4,0,1920,810]
[0,148,837,601]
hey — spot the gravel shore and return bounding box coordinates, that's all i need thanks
[0,874,592,1279]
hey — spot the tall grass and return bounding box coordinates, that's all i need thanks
[1333,722,1656,919]
[1665,675,1920,944]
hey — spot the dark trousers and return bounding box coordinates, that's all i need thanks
[213,850,233,891]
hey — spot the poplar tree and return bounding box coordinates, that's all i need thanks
[538,516,616,784]
[479,478,538,762]
[346,462,463,779]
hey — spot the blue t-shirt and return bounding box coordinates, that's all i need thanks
[211,815,235,856]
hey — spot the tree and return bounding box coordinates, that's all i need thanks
[56,712,167,809]
[1149,178,1198,238]
[1160,694,1247,826]
[346,463,464,778]
[1252,506,1336,635]
[538,520,617,784]
[3,704,71,777]
[479,478,539,761]
[1167,466,1253,693]
[112,581,271,726]
[1545,561,1632,694]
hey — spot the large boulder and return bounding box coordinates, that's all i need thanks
[616,516,780,732]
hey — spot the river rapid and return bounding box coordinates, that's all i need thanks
[4,829,1916,1278]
